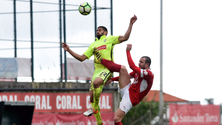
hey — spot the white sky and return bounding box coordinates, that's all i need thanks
[112,0,222,105]
[0,0,222,105]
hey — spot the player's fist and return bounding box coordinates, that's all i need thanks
[61,42,69,51]
[130,15,137,24]
[126,44,132,51]
[105,79,112,86]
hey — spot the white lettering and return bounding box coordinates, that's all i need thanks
[56,95,61,110]
[62,95,66,109]
[101,95,106,109]
[0,95,17,101]
[24,95,29,101]
[86,95,91,109]
[77,96,82,109]
[67,95,71,109]
[56,95,82,110]
[205,113,218,122]
[106,96,111,109]
[99,95,111,109]
[14,95,17,101]
[2,95,7,101]
[42,95,46,109]
[30,95,35,102]
[9,95,13,101]
[35,95,41,109]
[72,96,77,109]
[47,95,51,110]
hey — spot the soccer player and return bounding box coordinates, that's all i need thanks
[61,15,137,125]
[94,44,154,125]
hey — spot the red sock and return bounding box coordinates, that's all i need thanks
[101,59,121,72]
[115,122,123,125]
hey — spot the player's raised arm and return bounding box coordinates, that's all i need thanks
[118,15,137,43]
[61,42,87,62]
[126,44,140,73]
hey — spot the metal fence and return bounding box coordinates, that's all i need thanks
[0,0,113,82]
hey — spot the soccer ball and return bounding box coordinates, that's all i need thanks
[79,2,91,15]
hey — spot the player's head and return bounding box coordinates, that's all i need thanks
[139,56,151,69]
[97,26,108,39]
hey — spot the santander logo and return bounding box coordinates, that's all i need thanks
[172,112,179,123]
[171,111,218,123]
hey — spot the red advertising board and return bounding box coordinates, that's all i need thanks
[0,93,113,113]
[32,112,115,125]
[169,104,220,125]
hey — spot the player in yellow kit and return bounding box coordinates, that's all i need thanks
[61,15,137,125]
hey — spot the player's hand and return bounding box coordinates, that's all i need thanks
[61,42,69,51]
[130,15,137,24]
[105,79,112,86]
[126,44,132,51]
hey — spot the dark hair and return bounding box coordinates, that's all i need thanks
[142,56,151,67]
[98,26,108,34]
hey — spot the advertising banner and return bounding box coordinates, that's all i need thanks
[169,104,220,125]
[32,113,115,125]
[0,93,113,113]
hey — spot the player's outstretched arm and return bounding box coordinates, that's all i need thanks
[61,42,87,62]
[118,15,137,43]
[126,44,140,73]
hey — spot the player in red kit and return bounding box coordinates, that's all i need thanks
[94,44,154,125]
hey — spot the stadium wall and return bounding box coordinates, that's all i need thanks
[0,81,119,113]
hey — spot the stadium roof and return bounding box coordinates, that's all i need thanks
[143,90,188,102]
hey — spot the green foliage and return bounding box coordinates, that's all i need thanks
[122,101,159,125]
[205,98,214,104]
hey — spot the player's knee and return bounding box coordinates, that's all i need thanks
[120,65,127,73]
[113,115,121,123]
[93,79,103,88]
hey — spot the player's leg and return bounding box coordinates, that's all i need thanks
[114,108,125,125]
[114,81,132,125]
[84,78,103,125]
[118,65,130,89]
[93,70,112,125]
[83,84,96,117]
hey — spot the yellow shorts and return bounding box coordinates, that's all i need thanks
[89,68,113,91]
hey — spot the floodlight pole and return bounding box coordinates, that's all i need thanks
[13,0,17,82]
[159,0,164,124]
[94,0,97,37]
[110,0,113,35]
[30,0,34,82]
[59,0,62,82]
[63,0,67,82]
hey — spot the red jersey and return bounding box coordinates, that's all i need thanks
[129,69,154,106]
[127,51,154,106]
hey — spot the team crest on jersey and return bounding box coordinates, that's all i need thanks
[104,39,106,42]
[144,70,148,75]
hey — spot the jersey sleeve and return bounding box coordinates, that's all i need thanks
[129,71,135,78]
[126,51,141,74]
[111,76,119,81]
[83,43,94,59]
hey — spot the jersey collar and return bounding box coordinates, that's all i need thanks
[95,35,107,41]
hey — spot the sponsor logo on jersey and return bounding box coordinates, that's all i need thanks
[97,45,106,51]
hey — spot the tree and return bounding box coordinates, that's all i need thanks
[122,101,159,125]
[205,98,214,104]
